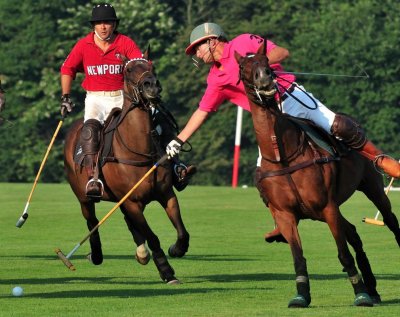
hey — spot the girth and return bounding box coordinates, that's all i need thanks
[257,155,339,180]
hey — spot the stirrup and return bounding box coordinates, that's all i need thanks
[174,162,188,182]
[172,163,197,192]
[85,178,104,198]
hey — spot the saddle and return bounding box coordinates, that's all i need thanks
[287,116,350,157]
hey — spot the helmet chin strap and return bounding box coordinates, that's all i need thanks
[207,39,220,66]
[94,30,112,42]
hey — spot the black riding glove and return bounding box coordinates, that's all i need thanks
[60,94,74,118]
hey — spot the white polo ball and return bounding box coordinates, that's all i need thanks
[12,286,23,297]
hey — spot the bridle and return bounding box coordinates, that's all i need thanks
[238,54,278,106]
[123,58,160,108]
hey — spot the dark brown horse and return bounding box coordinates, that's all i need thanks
[64,48,189,284]
[235,42,400,307]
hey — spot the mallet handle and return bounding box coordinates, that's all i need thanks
[27,120,64,203]
[16,120,63,228]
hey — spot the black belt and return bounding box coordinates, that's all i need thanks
[281,83,296,101]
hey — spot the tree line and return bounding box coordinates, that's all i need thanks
[0,0,399,186]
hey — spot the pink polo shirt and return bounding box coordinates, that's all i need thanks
[61,32,142,91]
[199,34,295,112]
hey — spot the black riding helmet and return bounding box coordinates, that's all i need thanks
[89,3,120,29]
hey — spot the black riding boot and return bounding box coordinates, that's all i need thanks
[81,119,103,198]
[153,108,197,191]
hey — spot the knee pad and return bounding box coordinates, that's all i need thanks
[330,114,367,149]
[81,119,102,154]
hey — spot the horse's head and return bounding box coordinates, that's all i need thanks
[235,41,277,105]
[119,46,162,107]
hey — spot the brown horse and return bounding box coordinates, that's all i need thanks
[64,48,189,284]
[235,42,400,307]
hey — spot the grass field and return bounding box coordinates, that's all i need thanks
[1,183,400,316]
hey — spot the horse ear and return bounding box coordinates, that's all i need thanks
[234,50,243,63]
[116,53,129,64]
[143,44,150,60]
[257,40,266,55]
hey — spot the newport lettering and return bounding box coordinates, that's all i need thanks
[87,64,123,76]
[60,32,142,91]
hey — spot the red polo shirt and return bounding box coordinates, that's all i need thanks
[61,32,142,91]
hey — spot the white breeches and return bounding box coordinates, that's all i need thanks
[84,91,124,124]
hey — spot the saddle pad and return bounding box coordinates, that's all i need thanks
[289,118,335,156]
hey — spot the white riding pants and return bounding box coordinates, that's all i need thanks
[84,90,124,124]
[256,84,336,166]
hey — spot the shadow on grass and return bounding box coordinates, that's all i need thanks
[3,253,261,262]
[0,287,269,299]
[0,276,162,286]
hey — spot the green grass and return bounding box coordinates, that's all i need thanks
[0,183,400,316]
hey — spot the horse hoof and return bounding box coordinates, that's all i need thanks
[167,278,180,285]
[135,244,150,265]
[135,252,150,265]
[288,295,309,308]
[354,293,374,307]
[168,244,185,258]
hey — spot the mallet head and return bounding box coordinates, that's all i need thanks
[55,248,76,271]
[362,217,385,226]
[15,213,29,228]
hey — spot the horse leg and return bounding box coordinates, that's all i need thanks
[122,200,178,284]
[159,194,190,258]
[359,177,400,246]
[274,211,311,308]
[325,207,373,307]
[80,201,103,265]
[120,207,151,265]
[342,216,381,303]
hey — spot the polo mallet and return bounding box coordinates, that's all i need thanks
[362,175,396,226]
[55,154,168,271]
[16,119,64,228]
